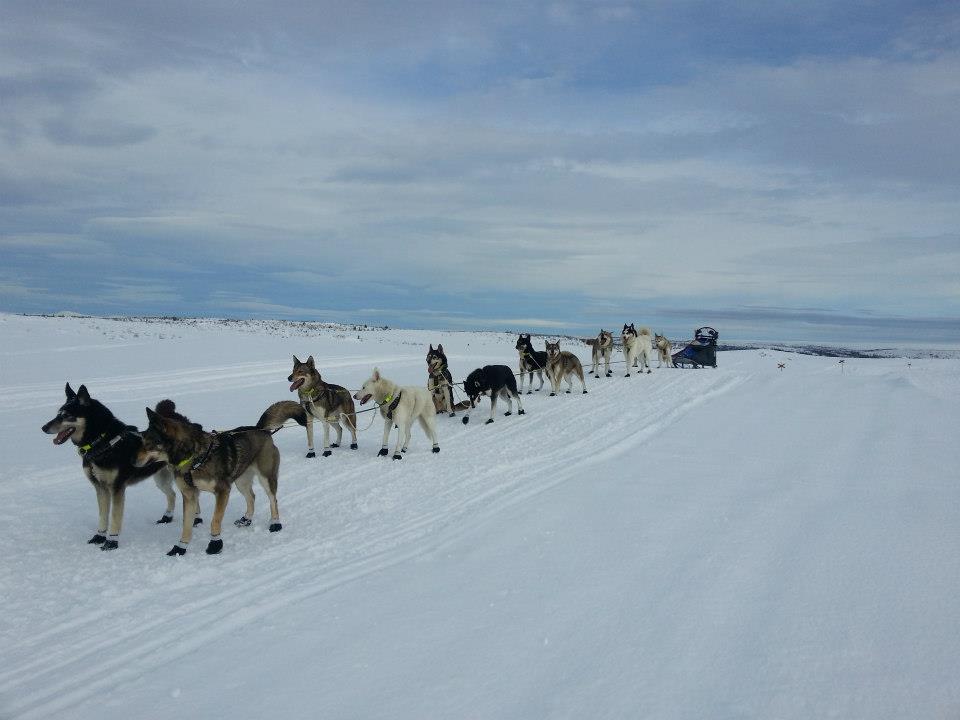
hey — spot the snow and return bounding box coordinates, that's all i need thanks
[1,313,958,719]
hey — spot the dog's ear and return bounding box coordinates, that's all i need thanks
[437,344,444,353]
[306,355,315,368]
[76,385,91,405]
[65,382,76,400]
[292,355,301,366]
[372,367,381,381]
[428,344,434,351]
[146,407,161,425]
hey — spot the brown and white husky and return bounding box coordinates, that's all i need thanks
[544,341,588,395]
[284,355,358,457]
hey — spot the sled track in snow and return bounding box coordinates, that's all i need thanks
[0,363,742,719]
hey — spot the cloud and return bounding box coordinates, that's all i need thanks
[0,1,958,344]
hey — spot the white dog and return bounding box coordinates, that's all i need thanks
[621,323,653,376]
[354,368,440,459]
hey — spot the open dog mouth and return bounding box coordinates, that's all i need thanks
[358,393,372,405]
[289,377,305,392]
[53,427,75,445]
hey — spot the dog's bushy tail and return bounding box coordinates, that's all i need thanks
[257,400,307,432]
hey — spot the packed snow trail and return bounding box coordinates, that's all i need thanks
[0,315,958,719]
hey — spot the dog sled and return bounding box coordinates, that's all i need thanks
[672,326,718,368]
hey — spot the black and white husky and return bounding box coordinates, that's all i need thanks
[462,365,526,425]
[41,383,200,551]
[621,323,653,376]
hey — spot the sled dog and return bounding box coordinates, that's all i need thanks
[354,368,440,459]
[544,341,588,395]
[283,355,358,457]
[515,334,547,394]
[621,324,653,375]
[655,333,674,368]
[41,383,191,551]
[426,344,460,416]
[462,365,526,425]
[136,400,282,556]
[587,329,614,378]
[428,356,471,415]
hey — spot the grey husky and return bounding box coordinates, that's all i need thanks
[544,341,588,395]
[136,400,283,556]
[41,383,192,551]
[655,333,675,368]
[285,355,358,457]
[586,329,614,378]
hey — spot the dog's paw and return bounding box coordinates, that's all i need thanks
[485,418,494,425]
[625,373,631,377]
[566,390,571,394]
[504,411,512,416]
[305,451,316,458]
[448,412,456,418]
[549,392,556,397]
[88,533,107,544]
[155,514,173,525]
[462,416,470,425]
[269,522,282,533]
[378,448,389,457]
[606,372,612,377]
[526,391,532,395]
[392,453,403,460]
[234,516,252,528]
[594,375,600,379]
[330,443,339,448]
[321,449,332,457]
[350,443,358,449]
[518,409,526,415]
[100,539,119,551]
[646,369,652,374]
[432,445,440,454]
[583,390,588,394]
[205,538,223,555]
[193,517,204,527]
[167,545,187,557]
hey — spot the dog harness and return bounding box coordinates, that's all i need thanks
[77,428,134,462]
[175,432,219,486]
[384,392,402,420]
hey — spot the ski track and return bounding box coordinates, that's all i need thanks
[0,351,737,719]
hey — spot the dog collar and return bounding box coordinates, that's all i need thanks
[300,386,320,401]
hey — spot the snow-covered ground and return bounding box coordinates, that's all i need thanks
[1,313,958,719]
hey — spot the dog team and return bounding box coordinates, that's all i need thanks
[42,325,674,556]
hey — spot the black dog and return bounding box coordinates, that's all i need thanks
[515,334,548,394]
[41,384,198,550]
[462,365,526,425]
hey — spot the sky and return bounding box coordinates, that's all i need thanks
[1,0,959,343]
